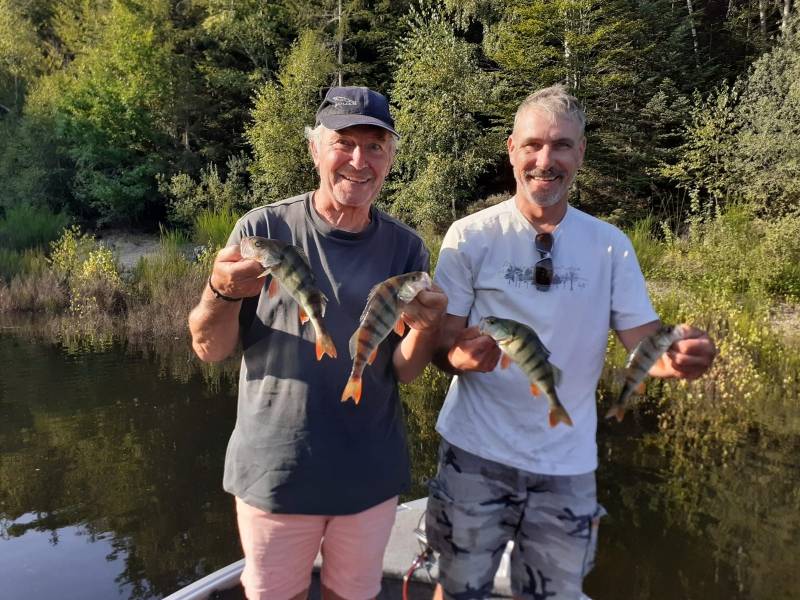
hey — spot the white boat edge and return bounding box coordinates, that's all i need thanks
[162,498,591,600]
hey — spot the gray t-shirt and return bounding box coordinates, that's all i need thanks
[222,193,429,515]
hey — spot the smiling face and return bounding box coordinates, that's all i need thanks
[310,125,395,212]
[508,107,586,215]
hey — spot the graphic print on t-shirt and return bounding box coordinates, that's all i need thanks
[502,261,587,291]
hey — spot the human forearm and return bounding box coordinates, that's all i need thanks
[188,284,242,362]
[393,328,439,383]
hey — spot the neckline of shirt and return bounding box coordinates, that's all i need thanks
[304,192,378,242]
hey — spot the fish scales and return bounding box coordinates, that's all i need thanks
[341,272,432,405]
[606,324,690,422]
[478,316,573,428]
[239,235,337,361]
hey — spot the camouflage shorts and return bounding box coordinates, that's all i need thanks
[425,440,605,600]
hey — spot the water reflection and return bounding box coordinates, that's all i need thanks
[0,331,799,599]
[0,334,242,599]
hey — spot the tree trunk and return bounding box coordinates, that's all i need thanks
[782,0,792,33]
[337,0,343,86]
[759,0,768,41]
[686,0,700,61]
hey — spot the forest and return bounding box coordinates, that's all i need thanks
[0,0,797,243]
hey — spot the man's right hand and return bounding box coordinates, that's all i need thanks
[447,325,501,373]
[208,244,269,301]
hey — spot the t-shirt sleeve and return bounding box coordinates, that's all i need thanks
[609,232,658,331]
[433,224,475,317]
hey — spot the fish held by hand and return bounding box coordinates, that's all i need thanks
[240,235,337,361]
[341,271,432,405]
[478,316,573,428]
[606,323,692,423]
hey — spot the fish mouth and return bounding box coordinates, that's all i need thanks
[477,317,493,334]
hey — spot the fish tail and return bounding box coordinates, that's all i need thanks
[549,405,574,428]
[341,376,363,405]
[607,384,636,422]
[315,332,337,361]
[605,404,626,423]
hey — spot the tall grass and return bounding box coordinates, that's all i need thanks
[0,204,69,250]
[193,207,239,248]
[626,215,664,278]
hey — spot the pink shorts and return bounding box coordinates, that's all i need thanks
[235,496,398,600]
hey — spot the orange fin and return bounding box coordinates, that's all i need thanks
[636,382,646,394]
[549,406,574,428]
[298,306,309,324]
[394,319,406,336]
[605,405,626,423]
[530,383,541,396]
[268,278,280,298]
[367,347,378,365]
[341,377,362,404]
[315,334,337,361]
[501,354,512,369]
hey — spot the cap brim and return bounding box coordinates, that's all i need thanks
[318,114,399,137]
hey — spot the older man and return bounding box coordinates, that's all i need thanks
[189,86,446,600]
[426,85,716,600]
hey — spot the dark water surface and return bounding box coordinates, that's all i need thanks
[1,333,798,600]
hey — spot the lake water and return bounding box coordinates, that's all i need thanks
[1,332,798,600]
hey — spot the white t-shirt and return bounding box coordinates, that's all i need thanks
[434,198,658,475]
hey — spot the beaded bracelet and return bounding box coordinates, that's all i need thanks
[207,277,242,302]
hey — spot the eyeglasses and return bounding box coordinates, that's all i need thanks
[534,232,553,291]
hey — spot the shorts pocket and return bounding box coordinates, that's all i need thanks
[581,504,606,577]
[425,478,455,555]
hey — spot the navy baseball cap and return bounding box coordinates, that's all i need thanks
[315,86,399,137]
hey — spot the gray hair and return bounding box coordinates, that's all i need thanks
[513,85,586,136]
[304,124,398,157]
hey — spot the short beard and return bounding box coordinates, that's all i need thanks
[520,170,569,207]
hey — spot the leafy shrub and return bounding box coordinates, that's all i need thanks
[160,155,253,228]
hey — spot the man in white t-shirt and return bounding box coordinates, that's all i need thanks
[426,85,716,600]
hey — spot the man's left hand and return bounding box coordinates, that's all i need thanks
[400,284,448,332]
[658,326,717,380]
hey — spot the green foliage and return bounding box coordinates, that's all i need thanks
[48,225,99,279]
[485,0,651,217]
[247,30,336,201]
[48,225,124,316]
[389,3,498,230]
[0,248,48,282]
[665,18,800,215]
[0,204,69,251]
[192,208,239,249]
[625,215,663,279]
[0,0,46,112]
[131,228,192,304]
[159,154,253,228]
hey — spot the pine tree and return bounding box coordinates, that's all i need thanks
[246,30,336,201]
[388,3,498,231]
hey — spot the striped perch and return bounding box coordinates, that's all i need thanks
[341,271,432,404]
[606,324,691,422]
[240,235,337,361]
[478,316,573,428]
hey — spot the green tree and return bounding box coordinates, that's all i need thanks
[664,16,800,216]
[0,0,47,114]
[37,0,185,225]
[246,30,336,201]
[389,3,498,230]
